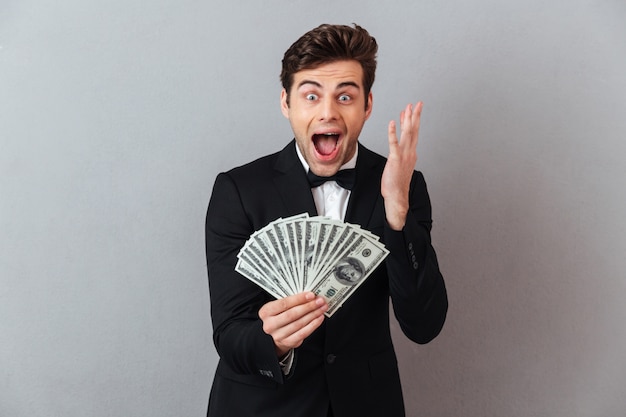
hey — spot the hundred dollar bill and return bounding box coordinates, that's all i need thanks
[245,229,297,294]
[307,220,331,280]
[293,218,308,291]
[267,223,299,291]
[310,220,347,279]
[275,213,310,291]
[235,257,288,299]
[282,220,303,292]
[309,234,389,317]
[236,214,388,312]
[301,217,322,290]
[317,224,387,281]
[242,234,286,281]
[248,213,309,294]
[314,223,358,280]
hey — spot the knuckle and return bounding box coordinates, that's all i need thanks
[278,298,288,310]
[283,307,300,322]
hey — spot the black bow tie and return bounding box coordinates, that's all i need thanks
[307,169,356,190]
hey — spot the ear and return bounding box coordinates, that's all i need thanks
[280,89,290,119]
[364,91,373,120]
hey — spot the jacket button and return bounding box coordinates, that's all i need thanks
[326,354,336,364]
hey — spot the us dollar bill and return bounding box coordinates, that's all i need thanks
[235,214,389,315]
[245,229,296,294]
[235,257,288,299]
[309,234,389,317]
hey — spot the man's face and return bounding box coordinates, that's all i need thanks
[341,266,359,281]
[281,60,373,177]
[339,264,360,281]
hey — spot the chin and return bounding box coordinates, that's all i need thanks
[309,162,342,177]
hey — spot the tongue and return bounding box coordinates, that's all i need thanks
[315,135,337,156]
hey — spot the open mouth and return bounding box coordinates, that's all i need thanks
[312,133,341,157]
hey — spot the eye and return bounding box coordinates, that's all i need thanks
[306,93,318,101]
[338,94,351,102]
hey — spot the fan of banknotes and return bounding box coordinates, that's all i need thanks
[235,213,389,317]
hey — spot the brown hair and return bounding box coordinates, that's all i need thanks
[280,23,378,106]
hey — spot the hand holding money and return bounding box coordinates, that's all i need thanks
[258,292,327,357]
[236,214,389,317]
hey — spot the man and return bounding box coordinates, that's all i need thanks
[205,23,447,417]
[334,259,364,285]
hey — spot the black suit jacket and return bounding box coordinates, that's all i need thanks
[205,141,447,417]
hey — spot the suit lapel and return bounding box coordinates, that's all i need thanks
[345,144,384,227]
[271,141,384,224]
[273,140,319,217]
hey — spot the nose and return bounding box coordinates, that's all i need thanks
[319,97,339,122]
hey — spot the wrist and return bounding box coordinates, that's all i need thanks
[384,200,408,231]
[276,345,291,358]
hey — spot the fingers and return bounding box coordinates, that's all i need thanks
[409,102,423,139]
[389,102,423,147]
[259,292,327,353]
[268,304,326,350]
[259,291,316,317]
[387,120,398,147]
[400,102,422,143]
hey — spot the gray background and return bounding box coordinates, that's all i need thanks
[2,1,625,416]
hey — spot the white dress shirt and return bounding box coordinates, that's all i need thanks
[295,144,358,221]
[277,145,359,375]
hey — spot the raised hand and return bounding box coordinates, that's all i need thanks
[381,102,423,230]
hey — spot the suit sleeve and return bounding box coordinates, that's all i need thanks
[384,171,448,344]
[205,172,285,383]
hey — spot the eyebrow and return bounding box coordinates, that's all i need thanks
[297,80,361,90]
